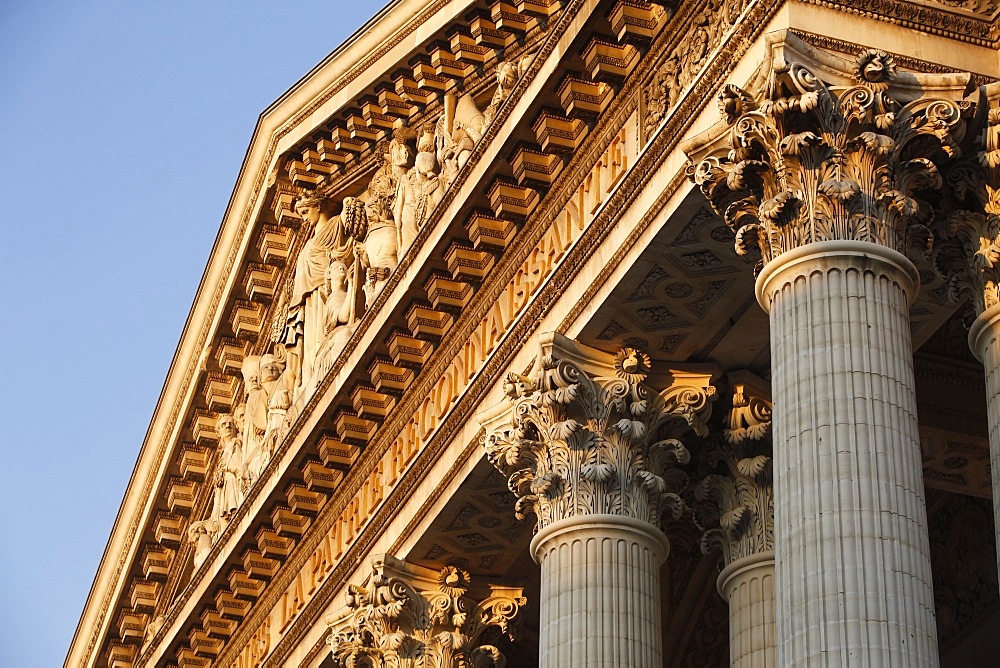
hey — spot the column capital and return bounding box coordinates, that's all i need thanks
[480,332,717,533]
[326,554,526,668]
[693,373,774,567]
[686,31,975,275]
[935,82,1000,317]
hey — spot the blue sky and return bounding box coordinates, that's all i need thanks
[0,2,383,664]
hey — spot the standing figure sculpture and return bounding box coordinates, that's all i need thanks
[277,190,355,397]
[313,259,357,379]
[393,144,445,257]
[241,355,275,488]
[210,413,245,531]
[260,353,290,467]
[358,143,399,306]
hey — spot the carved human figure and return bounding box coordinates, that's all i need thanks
[393,151,445,255]
[278,191,354,396]
[314,260,357,379]
[187,519,218,570]
[210,413,245,529]
[388,128,415,181]
[483,57,526,127]
[358,144,399,305]
[262,356,292,466]
[435,103,475,186]
[242,354,283,487]
[239,356,268,491]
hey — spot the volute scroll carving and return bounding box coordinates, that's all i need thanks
[692,375,774,566]
[688,37,976,274]
[933,82,1000,315]
[480,333,717,532]
[326,555,526,668]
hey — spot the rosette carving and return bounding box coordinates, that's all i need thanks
[481,333,717,532]
[692,377,774,565]
[690,48,974,272]
[327,556,525,668]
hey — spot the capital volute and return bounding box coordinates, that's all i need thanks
[932,82,1000,316]
[480,332,718,532]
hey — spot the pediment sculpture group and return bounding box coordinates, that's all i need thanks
[189,58,531,565]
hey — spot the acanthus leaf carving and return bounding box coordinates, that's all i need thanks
[326,556,525,668]
[481,333,717,531]
[933,83,1000,315]
[692,374,774,565]
[689,41,976,273]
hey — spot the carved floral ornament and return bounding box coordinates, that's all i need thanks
[326,555,525,668]
[692,380,774,566]
[480,333,717,532]
[688,42,977,274]
[933,83,1000,314]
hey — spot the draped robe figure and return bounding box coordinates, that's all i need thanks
[280,194,353,396]
[393,152,445,256]
[243,354,281,487]
[359,148,399,306]
[313,260,356,379]
[211,413,245,529]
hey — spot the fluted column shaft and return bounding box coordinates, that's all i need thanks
[969,305,1000,586]
[530,515,668,668]
[756,241,939,666]
[718,551,775,668]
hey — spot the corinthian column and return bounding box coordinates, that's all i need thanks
[689,38,975,665]
[481,333,716,668]
[937,82,1000,586]
[693,374,775,668]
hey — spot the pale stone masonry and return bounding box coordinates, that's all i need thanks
[759,243,938,665]
[69,2,1000,667]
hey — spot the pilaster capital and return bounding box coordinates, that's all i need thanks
[326,555,526,668]
[480,332,717,533]
[693,372,774,566]
[686,31,976,275]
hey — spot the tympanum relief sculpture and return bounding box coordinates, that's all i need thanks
[190,57,534,560]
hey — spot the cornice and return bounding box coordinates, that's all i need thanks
[805,0,1000,47]
[792,29,999,83]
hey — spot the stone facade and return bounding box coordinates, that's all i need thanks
[69,1,1000,667]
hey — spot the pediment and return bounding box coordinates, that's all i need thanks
[70,1,1000,666]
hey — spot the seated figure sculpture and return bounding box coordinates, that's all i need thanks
[313,259,356,380]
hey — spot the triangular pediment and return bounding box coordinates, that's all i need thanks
[70,2,683,665]
[70,0,1000,665]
